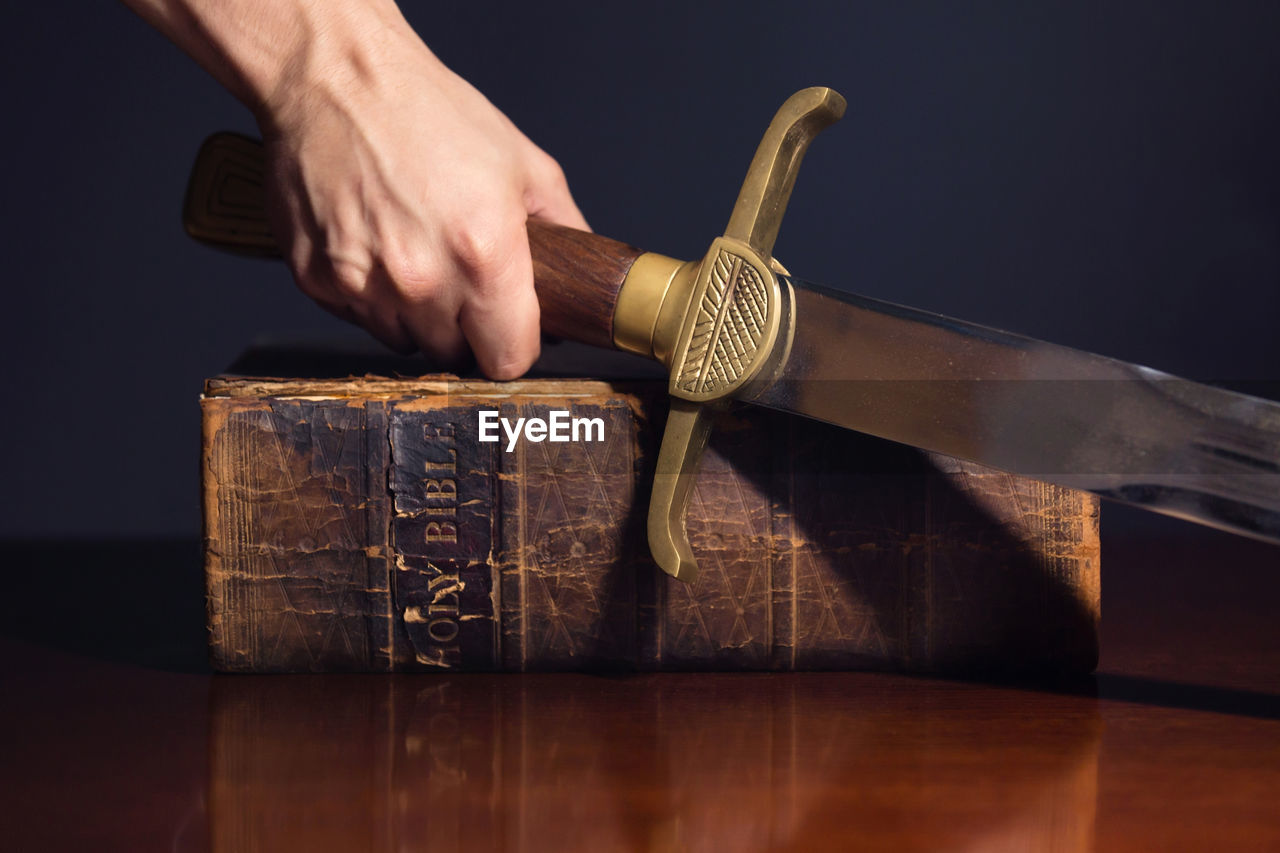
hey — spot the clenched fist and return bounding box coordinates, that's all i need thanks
[124,0,588,378]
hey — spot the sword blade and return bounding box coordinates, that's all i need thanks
[754,278,1280,544]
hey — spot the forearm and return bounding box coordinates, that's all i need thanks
[119,0,417,120]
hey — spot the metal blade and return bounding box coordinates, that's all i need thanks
[753,278,1280,544]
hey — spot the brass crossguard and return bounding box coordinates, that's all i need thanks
[610,87,846,582]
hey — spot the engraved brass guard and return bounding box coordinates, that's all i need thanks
[610,86,846,582]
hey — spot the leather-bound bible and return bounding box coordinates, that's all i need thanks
[203,362,1100,674]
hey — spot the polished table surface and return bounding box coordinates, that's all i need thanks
[1,528,1277,851]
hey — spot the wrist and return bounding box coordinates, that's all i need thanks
[250,3,436,132]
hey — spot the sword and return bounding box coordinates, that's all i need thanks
[184,87,1280,583]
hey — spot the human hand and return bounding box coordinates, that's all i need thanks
[256,17,589,378]
[121,0,586,377]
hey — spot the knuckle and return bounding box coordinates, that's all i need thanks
[328,255,371,297]
[382,252,440,304]
[451,218,522,289]
[535,152,568,189]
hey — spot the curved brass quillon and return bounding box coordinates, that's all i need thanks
[611,87,847,582]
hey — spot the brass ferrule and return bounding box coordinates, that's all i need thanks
[612,253,697,365]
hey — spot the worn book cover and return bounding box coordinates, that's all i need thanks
[202,362,1099,674]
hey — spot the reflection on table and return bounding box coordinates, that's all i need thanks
[210,672,1101,851]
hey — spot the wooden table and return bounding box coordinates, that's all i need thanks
[1,526,1276,851]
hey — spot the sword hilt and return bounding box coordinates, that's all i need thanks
[632,87,846,582]
[183,87,845,584]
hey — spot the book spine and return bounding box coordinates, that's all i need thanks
[389,400,500,670]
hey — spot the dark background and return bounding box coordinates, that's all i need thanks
[1,1,1278,539]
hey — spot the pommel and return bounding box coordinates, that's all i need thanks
[611,86,846,582]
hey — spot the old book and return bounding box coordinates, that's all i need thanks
[202,366,1100,674]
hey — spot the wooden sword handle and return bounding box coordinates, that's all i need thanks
[183,132,643,349]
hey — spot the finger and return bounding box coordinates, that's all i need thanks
[402,304,470,369]
[455,222,541,380]
[380,261,472,369]
[524,152,591,232]
[304,254,415,354]
[361,313,417,356]
[339,283,417,355]
[287,242,368,330]
[309,292,416,355]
